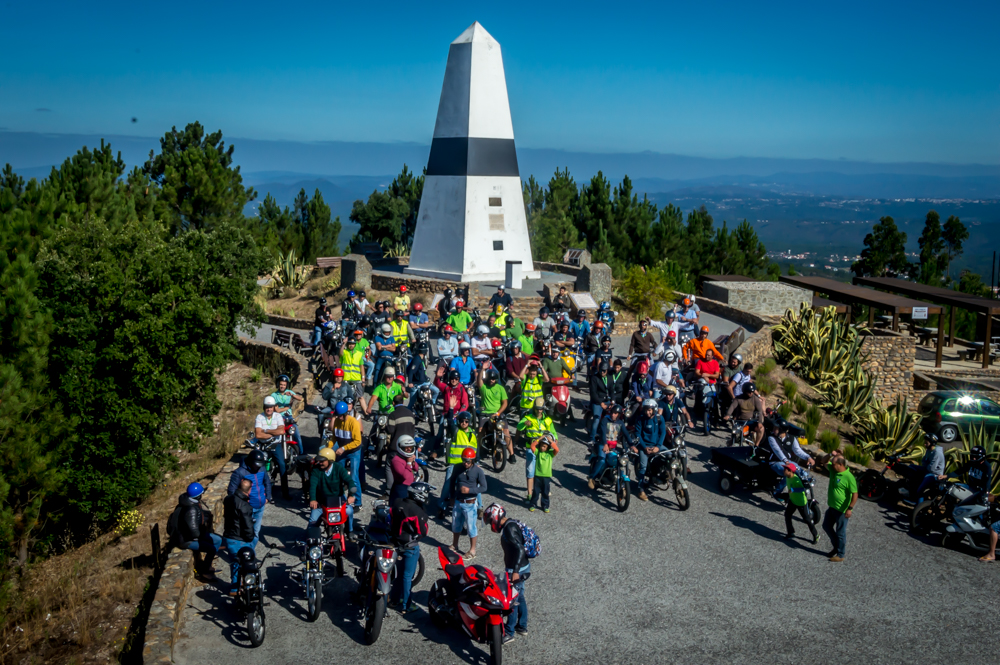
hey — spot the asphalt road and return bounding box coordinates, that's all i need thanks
[175,373,1000,665]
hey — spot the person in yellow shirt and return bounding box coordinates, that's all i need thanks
[683,326,720,363]
[393,284,411,312]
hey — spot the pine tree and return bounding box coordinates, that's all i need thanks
[388,165,423,244]
[577,172,612,249]
[852,216,909,278]
[942,215,969,281]
[304,189,340,261]
[913,210,946,284]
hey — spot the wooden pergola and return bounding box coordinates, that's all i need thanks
[854,276,1000,369]
[699,275,850,314]
[779,275,946,367]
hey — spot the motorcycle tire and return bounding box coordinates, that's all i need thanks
[335,551,345,578]
[941,531,965,551]
[674,482,691,511]
[489,621,503,665]
[910,500,944,535]
[307,577,322,622]
[247,606,266,647]
[491,440,507,474]
[808,500,821,525]
[419,465,430,483]
[858,470,885,502]
[616,478,631,512]
[424,408,436,439]
[718,473,735,495]
[364,595,386,645]
[428,582,449,629]
[413,552,426,586]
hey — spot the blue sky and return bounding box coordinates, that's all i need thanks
[2,0,998,163]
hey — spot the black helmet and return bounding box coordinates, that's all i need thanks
[247,449,267,471]
[360,290,367,298]
[610,404,622,416]
[484,368,499,384]
[276,373,290,387]
[540,306,549,315]
[445,288,454,297]
[971,445,987,462]
[415,342,429,354]
[456,411,472,424]
[744,382,757,394]
[319,298,327,306]
[407,482,433,506]
[237,546,256,564]
[598,362,609,373]
[448,369,461,382]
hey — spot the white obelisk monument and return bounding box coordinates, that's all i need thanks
[406,22,539,282]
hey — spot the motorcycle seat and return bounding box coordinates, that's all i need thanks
[444,563,466,580]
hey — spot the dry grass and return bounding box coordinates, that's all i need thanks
[0,362,271,665]
[765,364,857,443]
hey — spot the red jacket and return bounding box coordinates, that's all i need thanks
[435,378,469,416]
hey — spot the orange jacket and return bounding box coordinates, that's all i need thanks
[683,337,719,362]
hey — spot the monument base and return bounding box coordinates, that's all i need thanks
[404,266,541,283]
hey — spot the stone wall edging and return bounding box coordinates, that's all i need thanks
[691,294,778,331]
[735,326,775,367]
[266,314,311,330]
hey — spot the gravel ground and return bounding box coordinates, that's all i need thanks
[174,361,1000,665]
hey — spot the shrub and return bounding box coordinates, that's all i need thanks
[782,379,798,401]
[853,396,925,461]
[843,444,872,467]
[250,369,262,383]
[794,397,808,414]
[804,423,817,444]
[758,358,777,376]
[756,376,776,395]
[617,265,675,320]
[805,405,822,429]
[818,430,841,453]
[777,402,793,420]
[281,286,298,299]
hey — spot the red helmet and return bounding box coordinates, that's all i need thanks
[455,300,465,308]
[594,321,604,330]
[666,330,676,339]
[525,323,536,332]
[638,361,649,374]
[483,503,506,533]
[399,285,407,293]
[442,324,454,333]
[461,447,476,461]
[333,368,344,378]
[700,325,710,334]
[491,338,502,349]
[413,302,423,312]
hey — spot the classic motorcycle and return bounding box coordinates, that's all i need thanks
[290,526,333,622]
[478,414,508,473]
[910,479,978,536]
[411,384,437,439]
[546,377,573,426]
[366,412,391,466]
[942,493,992,554]
[691,378,718,436]
[428,546,516,665]
[643,424,692,510]
[233,546,276,647]
[858,452,931,504]
[589,443,633,512]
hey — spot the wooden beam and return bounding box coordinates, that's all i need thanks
[935,318,944,368]
[984,313,993,370]
[892,311,899,332]
[948,306,956,347]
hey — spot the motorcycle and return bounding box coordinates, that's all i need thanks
[692,378,718,436]
[910,479,978,535]
[428,546,516,665]
[942,493,992,554]
[597,307,617,335]
[478,414,508,473]
[411,384,437,439]
[290,525,336,622]
[589,442,633,512]
[546,377,573,426]
[233,547,276,647]
[643,424,692,510]
[366,412,391,466]
[857,453,931,504]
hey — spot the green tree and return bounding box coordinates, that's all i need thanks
[532,169,580,262]
[349,190,409,250]
[142,122,256,234]
[651,204,686,263]
[577,172,612,249]
[942,215,969,280]
[388,165,423,243]
[912,210,946,284]
[852,216,909,278]
[256,193,300,255]
[684,206,716,274]
[733,220,771,278]
[954,270,991,339]
[304,189,340,261]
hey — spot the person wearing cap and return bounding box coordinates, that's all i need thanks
[517,398,557,503]
[630,398,666,501]
[408,302,432,331]
[532,307,555,340]
[658,385,695,428]
[308,447,358,532]
[783,463,819,543]
[173,482,222,580]
[589,362,614,443]
[449,342,477,385]
[489,284,513,309]
[446,300,473,341]
[450,446,487,558]
[518,323,536,357]
[676,297,699,337]
[437,325,460,367]
[313,297,332,346]
[393,284,411,312]
[373,322,398,384]
[541,345,574,389]
[365,366,407,418]
[328,398,366,506]
[682,325,720,363]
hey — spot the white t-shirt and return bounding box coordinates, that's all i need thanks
[653,361,673,388]
[355,297,371,314]
[731,371,753,398]
[471,336,492,359]
[255,412,285,433]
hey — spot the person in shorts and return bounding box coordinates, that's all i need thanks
[450,448,487,559]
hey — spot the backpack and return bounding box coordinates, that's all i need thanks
[511,519,541,559]
[166,504,183,545]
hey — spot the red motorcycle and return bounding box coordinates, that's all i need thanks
[547,377,573,425]
[428,546,517,665]
[321,498,350,578]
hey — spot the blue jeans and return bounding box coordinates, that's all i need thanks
[179,532,222,569]
[589,403,604,441]
[364,359,375,380]
[407,382,440,409]
[224,537,258,587]
[915,473,937,498]
[635,448,653,488]
[339,450,363,507]
[589,445,610,480]
[769,462,788,495]
[252,506,265,540]
[374,357,393,383]
[504,567,529,636]
[392,545,421,606]
[309,503,354,531]
[312,326,323,346]
[823,507,849,557]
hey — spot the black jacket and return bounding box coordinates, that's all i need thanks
[390,497,429,549]
[589,373,613,405]
[223,490,255,542]
[177,493,208,543]
[489,293,513,309]
[609,369,628,404]
[500,519,529,572]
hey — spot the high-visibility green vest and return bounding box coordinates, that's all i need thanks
[340,347,365,381]
[495,312,510,336]
[520,376,544,409]
[391,319,410,347]
[448,428,478,465]
[518,413,555,441]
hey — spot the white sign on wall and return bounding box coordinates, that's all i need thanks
[911,307,929,320]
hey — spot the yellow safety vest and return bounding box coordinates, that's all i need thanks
[448,428,478,465]
[495,312,510,336]
[391,319,410,347]
[519,414,555,441]
[520,376,544,409]
[340,347,365,382]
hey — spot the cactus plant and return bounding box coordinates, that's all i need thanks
[853,395,925,460]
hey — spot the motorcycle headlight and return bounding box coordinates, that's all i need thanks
[618,455,628,467]
[378,415,388,427]
[243,573,258,587]
[309,546,323,561]
[679,448,687,457]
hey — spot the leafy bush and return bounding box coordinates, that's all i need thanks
[818,430,841,454]
[250,369,262,383]
[782,378,798,401]
[843,444,872,467]
[794,397,808,414]
[805,405,823,429]
[616,265,675,320]
[777,402,793,420]
[757,358,777,376]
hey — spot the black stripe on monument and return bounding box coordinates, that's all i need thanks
[425,137,519,177]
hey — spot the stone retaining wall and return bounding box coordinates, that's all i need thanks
[266,314,311,330]
[859,329,916,405]
[691,294,778,331]
[237,338,311,395]
[703,281,811,317]
[735,327,775,367]
[371,274,479,307]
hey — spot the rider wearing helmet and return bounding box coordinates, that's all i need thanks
[339,332,369,390]
[533,306,555,340]
[488,284,513,310]
[342,289,359,321]
[485,501,530,640]
[251,395,287,497]
[437,324,459,367]
[518,323,536,357]
[517,357,549,410]
[227,446,272,539]
[492,303,512,337]
[552,319,576,351]
[677,297,700,336]
[391,308,414,353]
[648,308,682,346]
[325,399,365,506]
[477,366,516,463]
[517,397,557,503]
[683,325,720,363]
[388,435,421,502]
[449,446,487,557]
[406,341,440,410]
[223,477,257,594]
[588,404,625,489]
[570,309,590,343]
[630,398,667,501]
[373,322,398,385]
[313,297,332,346]
[471,324,493,361]
[271,373,304,454]
[505,339,529,384]
[393,284,411,312]
[388,478,431,613]
[308,447,358,532]
[408,301,431,331]
[541,344,574,388]
[433,368,470,456]
[174,481,222,579]
[591,331,613,375]
[445,300,473,340]
[365,366,407,421]
[449,341,476,385]
[354,290,371,316]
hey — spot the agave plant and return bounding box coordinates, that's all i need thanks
[269,249,308,295]
[853,395,925,460]
[382,239,412,258]
[773,305,869,388]
[817,363,878,425]
[945,421,1000,493]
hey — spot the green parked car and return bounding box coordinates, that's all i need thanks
[917,391,1000,443]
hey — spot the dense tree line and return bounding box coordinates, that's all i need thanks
[348,165,423,253]
[0,123,268,593]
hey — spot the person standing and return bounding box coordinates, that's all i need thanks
[588,362,613,443]
[439,410,477,517]
[312,297,331,346]
[388,435,420,502]
[783,463,819,543]
[172,482,222,580]
[529,433,559,512]
[223,478,257,595]
[393,284,411,312]
[326,400,364,507]
[450,447,487,559]
[483,503,530,643]
[824,453,858,562]
[227,449,271,540]
[489,285,513,309]
[517,398,557,503]
[389,482,431,613]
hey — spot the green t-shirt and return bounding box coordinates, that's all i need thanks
[507,317,525,340]
[827,462,858,513]
[372,382,403,413]
[535,449,556,477]
[355,338,370,355]
[786,473,807,507]
[518,334,534,357]
[479,383,508,415]
[446,311,473,333]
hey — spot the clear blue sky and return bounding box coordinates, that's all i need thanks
[2,0,998,163]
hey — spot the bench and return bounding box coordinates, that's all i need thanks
[316,257,342,270]
[291,333,317,358]
[271,329,293,349]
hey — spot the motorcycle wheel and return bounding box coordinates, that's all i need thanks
[307,577,322,622]
[910,500,944,535]
[247,606,266,647]
[413,552,426,586]
[335,551,345,578]
[491,439,507,473]
[808,500,821,525]
[428,583,449,629]
[718,473,735,495]
[424,407,436,438]
[858,470,885,502]
[616,478,631,512]
[674,481,691,511]
[419,465,430,483]
[942,531,966,551]
[489,621,503,665]
[364,595,386,645]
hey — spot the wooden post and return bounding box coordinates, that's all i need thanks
[150,523,161,571]
[867,306,874,328]
[892,310,899,332]
[948,306,956,347]
[984,312,993,370]
[935,311,944,368]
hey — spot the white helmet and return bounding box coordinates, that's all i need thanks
[396,435,417,458]
[381,323,392,334]
[476,325,489,335]
[459,341,471,350]
[642,398,658,409]
[664,351,678,364]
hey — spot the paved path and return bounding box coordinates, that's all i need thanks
[175,373,1000,664]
